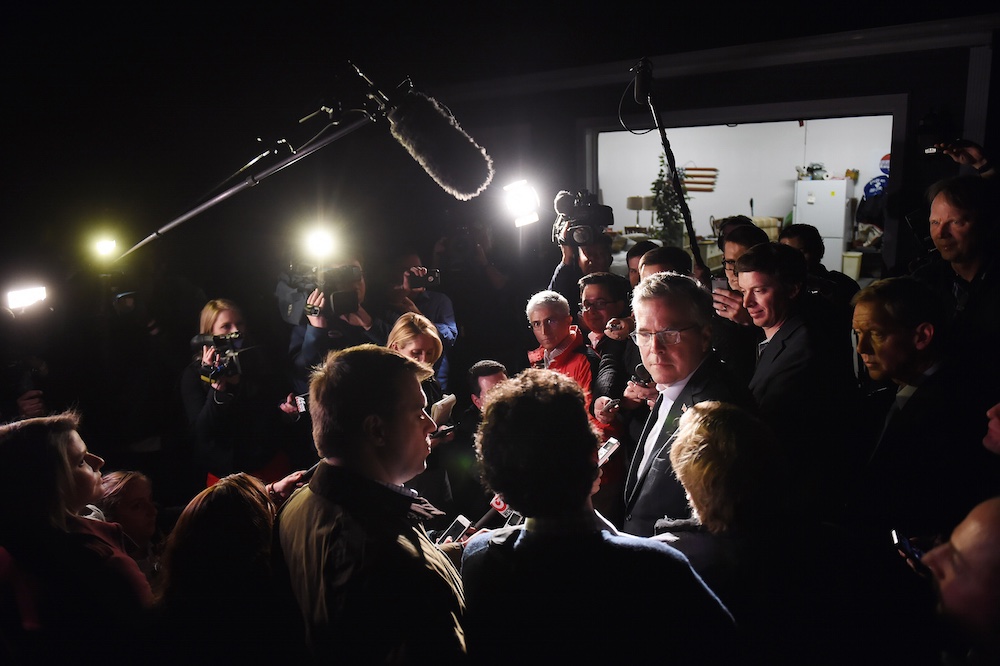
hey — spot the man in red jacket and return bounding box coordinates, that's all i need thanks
[525,290,601,419]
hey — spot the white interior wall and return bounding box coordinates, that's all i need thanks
[597,115,893,238]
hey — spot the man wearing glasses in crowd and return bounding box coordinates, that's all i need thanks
[623,272,753,537]
[524,290,605,427]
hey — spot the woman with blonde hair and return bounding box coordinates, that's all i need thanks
[387,312,445,403]
[181,299,296,489]
[386,313,454,522]
[655,401,867,665]
[387,312,443,363]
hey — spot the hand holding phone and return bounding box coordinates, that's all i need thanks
[891,529,931,577]
[598,437,621,467]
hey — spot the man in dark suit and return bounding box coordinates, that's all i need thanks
[850,277,1000,542]
[735,242,856,514]
[623,272,753,537]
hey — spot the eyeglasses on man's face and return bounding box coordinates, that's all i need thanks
[629,324,698,347]
[579,299,617,312]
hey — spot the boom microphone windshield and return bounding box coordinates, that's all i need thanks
[388,91,494,201]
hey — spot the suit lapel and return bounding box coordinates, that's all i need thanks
[625,394,662,501]
[749,317,801,392]
[624,360,711,507]
[871,380,933,467]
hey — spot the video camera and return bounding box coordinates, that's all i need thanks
[552,189,614,247]
[315,264,363,317]
[275,263,363,326]
[191,332,245,382]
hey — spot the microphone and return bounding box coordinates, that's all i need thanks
[472,494,522,530]
[387,91,495,201]
[632,57,652,105]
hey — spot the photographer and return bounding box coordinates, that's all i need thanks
[181,299,292,486]
[547,190,614,318]
[288,256,391,395]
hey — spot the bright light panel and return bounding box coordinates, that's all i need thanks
[95,239,117,256]
[515,213,539,227]
[305,229,335,259]
[8,286,47,310]
[503,180,540,224]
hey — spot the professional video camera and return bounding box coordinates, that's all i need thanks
[552,189,614,247]
[191,332,245,382]
[275,262,364,326]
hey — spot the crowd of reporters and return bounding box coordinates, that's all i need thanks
[2,161,1000,664]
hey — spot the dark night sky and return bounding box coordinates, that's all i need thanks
[1,3,994,294]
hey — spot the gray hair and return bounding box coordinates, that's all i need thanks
[631,271,713,329]
[526,290,570,320]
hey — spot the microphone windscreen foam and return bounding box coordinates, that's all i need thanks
[388,92,495,201]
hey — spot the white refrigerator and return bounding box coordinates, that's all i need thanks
[792,180,855,273]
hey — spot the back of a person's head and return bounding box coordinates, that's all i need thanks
[157,473,272,604]
[310,344,430,458]
[669,401,787,533]
[0,412,80,535]
[477,369,598,518]
[735,241,807,291]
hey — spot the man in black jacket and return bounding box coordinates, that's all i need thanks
[736,242,857,516]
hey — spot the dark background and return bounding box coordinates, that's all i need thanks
[1,3,996,339]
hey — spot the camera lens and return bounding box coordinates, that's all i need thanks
[571,226,593,245]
